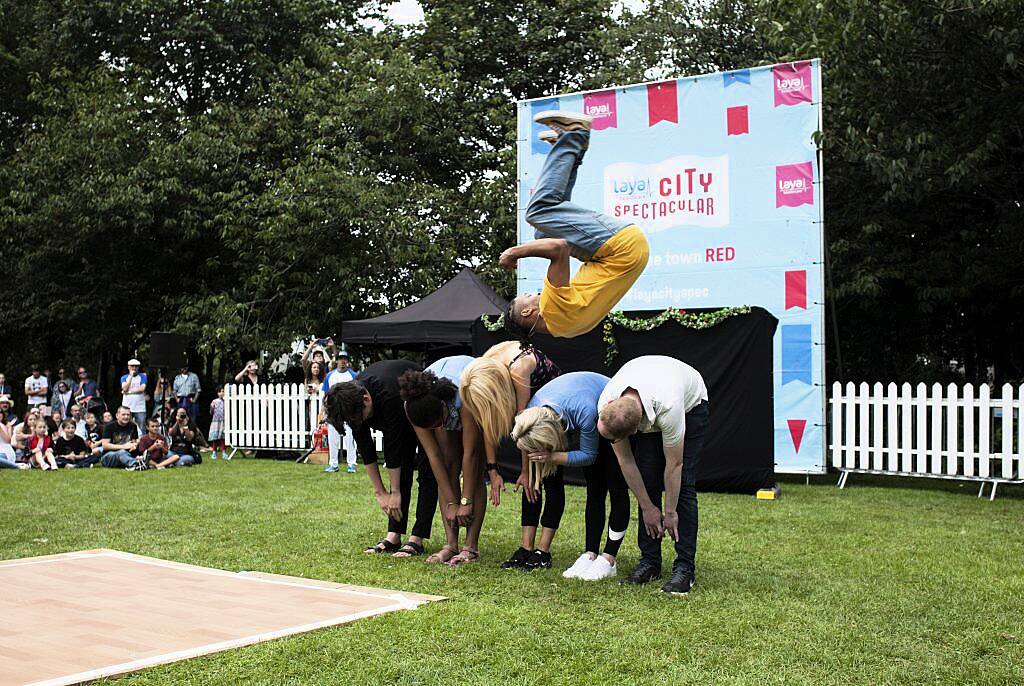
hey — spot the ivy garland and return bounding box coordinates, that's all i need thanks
[481,305,751,365]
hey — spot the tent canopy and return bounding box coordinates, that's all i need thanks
[341,269,507,349]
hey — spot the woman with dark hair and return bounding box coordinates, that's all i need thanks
[398,356,484,567]
[305,360,326,394]
[323,360,438,558]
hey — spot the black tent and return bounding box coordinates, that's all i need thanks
[341,269,507,353]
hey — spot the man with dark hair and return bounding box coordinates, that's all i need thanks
[324,360,438,557]
[597,355,710,596]
[500,111,650,340]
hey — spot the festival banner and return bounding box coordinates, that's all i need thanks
[517,60,824,473]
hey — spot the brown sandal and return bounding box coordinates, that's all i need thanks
[447,547,480,568]
[426,545,459,564]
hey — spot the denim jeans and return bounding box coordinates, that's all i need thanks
[0,455,19,469]
[101,450,137,468]
[174,453,196,467]
[132,412,148,436]
[525,129,632,261]
[632,400,710,575]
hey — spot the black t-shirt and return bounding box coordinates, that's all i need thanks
[54,435,89,456]
[86,425,102,444]
[169,426,195,455]
[102,421,139,450]
[349,360,421,469]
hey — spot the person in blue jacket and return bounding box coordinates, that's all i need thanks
[510,371,629,581]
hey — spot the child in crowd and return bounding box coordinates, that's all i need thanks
[83,412,103,452]
[54,419,97,469]
[138,417,180,469]
[28,420,57,470]
[102,410,114,424]
[13,409,40,462]
[208,386,226,460]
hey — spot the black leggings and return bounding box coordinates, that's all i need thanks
[521,466,565,530]
[584,440,630,557]
[388,451,438,540]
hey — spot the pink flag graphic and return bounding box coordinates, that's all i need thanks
[584,90,617,131]
[785,270,807,310]
[776,162,814,208]
[774,61,812,107]
[726,105,749,135]
[788,419,807,454]
[647,81,678,126]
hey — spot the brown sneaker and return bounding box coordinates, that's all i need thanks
[532,110,593,132]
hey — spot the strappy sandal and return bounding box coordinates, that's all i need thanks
[364,538,401,555]
[426,545,459,565]
[392,540,425,558]
[447,547,480,568]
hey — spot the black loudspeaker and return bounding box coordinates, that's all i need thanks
[150,332,188,369]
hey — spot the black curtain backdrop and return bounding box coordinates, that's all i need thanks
[472,307,778,493]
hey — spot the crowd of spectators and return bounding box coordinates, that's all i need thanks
[0,360,220,471]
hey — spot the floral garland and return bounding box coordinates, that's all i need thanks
[602,306,750,364]
[481,306,751,364]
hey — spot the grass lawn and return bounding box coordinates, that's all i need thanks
[2,457,1023,685]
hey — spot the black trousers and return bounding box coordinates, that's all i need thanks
[521,466,565,530]
[584,439,630,555]
[633,401,709,574]
[388,449,438,540]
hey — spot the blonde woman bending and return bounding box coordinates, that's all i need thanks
[459,341,561,570]
[511,372,628,580]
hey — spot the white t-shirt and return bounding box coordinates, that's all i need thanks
[598,355,708,447]
[24,375,48,406]
[322,368,356,392]
[120,372,148,413]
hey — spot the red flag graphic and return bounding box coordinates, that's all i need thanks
[726,105,749,135]
[647,80,678,126]
[785,270,807,310]
[788,419,807,454]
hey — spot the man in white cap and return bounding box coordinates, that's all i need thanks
[321,350,358,473]
[120,359,148,435]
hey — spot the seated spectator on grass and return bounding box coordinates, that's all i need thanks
[0,394,16,427]
[69,404,88,439]
[73,367,99,407]
[102,410,114,424]
[13,409,39,463]
[83,412,103,455]
[54,419,98,469]
[28,420,58,470]
[167,407,201,466]
[0,399,24,469]
[25,366,49,411]
[120,359,148,433]
[100,406,146,471]
[138,417,181,469]
[174,364,202,421]
[51,381,74,421]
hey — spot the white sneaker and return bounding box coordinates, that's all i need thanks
[580,555,617,581]
[562,553,596,579]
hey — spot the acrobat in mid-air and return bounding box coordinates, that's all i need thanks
[500,110,650,339]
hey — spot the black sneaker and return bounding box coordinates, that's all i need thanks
[660,569,695,596]
[619,562,662,586]
[520,549,552,572]
[500,547,532,570]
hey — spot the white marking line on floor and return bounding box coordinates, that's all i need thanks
[0,551,100,569]
[24,601,411,686]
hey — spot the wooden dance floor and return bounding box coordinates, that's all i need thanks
[0,549,444,686]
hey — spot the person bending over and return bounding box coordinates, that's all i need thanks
[511,372,629,580]
[500,111,650,339]
[324,360,438,558]
[398,356,486,567]
[459,341,562,571]
[597,355,709,596]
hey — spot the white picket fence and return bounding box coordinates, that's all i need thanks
[830,382,1024,499]
[224,383,381,454]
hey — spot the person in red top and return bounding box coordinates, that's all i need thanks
[28,420,57,470]
[138,417,180,469]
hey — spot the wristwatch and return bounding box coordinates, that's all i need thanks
[486,463,499,472]
[460,497,472,506]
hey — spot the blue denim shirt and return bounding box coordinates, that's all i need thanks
[527,371,610,466]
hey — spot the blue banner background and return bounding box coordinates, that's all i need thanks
[516,61,825,473]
